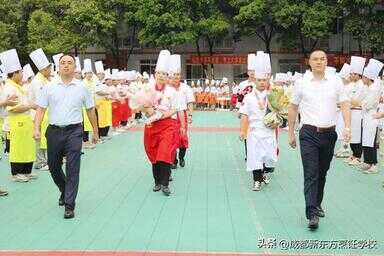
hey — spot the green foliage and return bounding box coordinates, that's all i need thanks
[1,0,384,59]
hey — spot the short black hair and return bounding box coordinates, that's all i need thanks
[309,49,327,59]
[7,70,22,79]
[59,54,76,62]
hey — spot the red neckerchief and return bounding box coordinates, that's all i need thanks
[155,83,165,92]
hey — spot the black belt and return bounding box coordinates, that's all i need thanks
[351,108,362,110]
[49,123,82,130]
[302,124,335,133]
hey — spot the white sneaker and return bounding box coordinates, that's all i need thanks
[110,131,120,136]
[12,174,29,182]
[363,165,378,174]
[83,142,96,149]
[252,181,261,191]
[263,174,271,185]
[104,135,112,140]
[358,162,372,171]
[348,158,361,166]
[40,164,49,171]
[26,173,38,180]
[116,127,126,133]
[344,156,354,163]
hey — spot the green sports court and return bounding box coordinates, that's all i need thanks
[0,112,382,256]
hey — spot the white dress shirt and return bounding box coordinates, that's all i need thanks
[291,72,348,128]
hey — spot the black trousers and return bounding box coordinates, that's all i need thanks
[10,162,33,176]
[46,124,83,210]
[252,165,274,182]
[4,138,10,153]
[152,161,171,187]
[299,125,337,219]
[99,127,110,137]
[135,112,142,119]
[174,148,187,163]
[362,129,378,165]
[363,147,377,164]
[350,143,362,158]
[83,131,89,142]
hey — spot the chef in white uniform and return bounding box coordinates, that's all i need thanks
[344,56,367,166]
[360,59,383,173]
[334,63,352,158]
[239,53,277,191]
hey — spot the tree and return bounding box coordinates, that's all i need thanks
[273,0,337,57]
[228,0,278,54]
[63,0,116,55]
[27,10,74,54]
[342,0,384,55]
[187,0,230,78]
[0,0,22,53]
[137,0,194,48]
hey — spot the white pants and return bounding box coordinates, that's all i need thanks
[246,132,277,171]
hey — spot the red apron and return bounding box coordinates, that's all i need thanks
[144,118,178,164]
[176,110,189,149]
[112,101,122,127]
[120,99,132,122]
[230,94,237,105]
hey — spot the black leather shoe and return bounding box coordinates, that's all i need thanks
[179,159,185,167]
[171,163,177,169]
[153,184,161,192]
[316,206,325,218]
[58,194,64,206]
[64,209,75,219]
[162,186,171,196]
[308,216,319,230]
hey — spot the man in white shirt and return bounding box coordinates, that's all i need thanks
[288,50,351,230]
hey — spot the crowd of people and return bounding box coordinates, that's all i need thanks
[0,47,383,231]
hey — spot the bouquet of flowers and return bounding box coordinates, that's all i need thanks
[128,82,163,124]
[263,87,290,129]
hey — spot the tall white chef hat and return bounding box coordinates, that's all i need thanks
[22,64,35,82]
[104,68,112,80]
[0,49,22,74]
[363,58,384,81]
[350,56,366,75]
[253,54,270,79]
[338,63,351,79]
[155,50,171,73]
[83,59,93,73]
[168,54,181,74]
[247,53,256,70]
[94,61,104,74]
[75,57,81,72]
[29,48,50,71]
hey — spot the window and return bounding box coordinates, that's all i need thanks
[279,59,302,73]
[203,37,233,50]
[233,65,247,82]
[186,65,205,80]
[139,60,157,74]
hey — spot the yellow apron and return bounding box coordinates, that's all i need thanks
[83,108,92,132]
[0,118,3,153]
[40,111,49,149]
[9,114,36,163]
[97,99,112,128]
[83,79,97,132]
